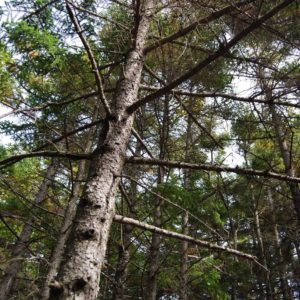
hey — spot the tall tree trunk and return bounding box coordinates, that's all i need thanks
[145,91,170,300]
[180,109,192,300]
[41,109,98,299]
[268,189,291,300]
[269,102,300,223]
[259,68,300,223]
[48,2,154,299]
[112,143,141,300]
[180,211,189,300]
[253,207,273,299]
[0,162,57,300]
[145,188,162,300]
[112,214,132,300]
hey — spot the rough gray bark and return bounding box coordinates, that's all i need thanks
[0,162,57,300]
[48,2,154,299]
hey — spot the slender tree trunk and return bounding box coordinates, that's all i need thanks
[145,91,170,300]
[269,102,300,223]
[145,163,164,300]
[180,109,192,300]
[0,162,57,300]
[41,112,97,299]
[145,192,162,300]
[230,227,238,300]
[253,207,272,299]
[48,2,154,299]
[41,135,92,300]
[259,68,300,223]
[112,145,141,300]
[268,189,291,300]
[180,211,189,300]
[112,218,132,300]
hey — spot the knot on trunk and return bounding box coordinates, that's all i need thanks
[78,228,97,240]
[72,278,87,292]
[49,280,64,298]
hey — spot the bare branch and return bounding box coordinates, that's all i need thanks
[0,151,90,169]
[126,157,300,183]
[140,85,300,109]
[131,128,155,159]
[113,214,267,271]
[35,119,104,151]
[121,175,223,239]
[23,0,59,20]
[66,0,111,116]
[68,1,129,30]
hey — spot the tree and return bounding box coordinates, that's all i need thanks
[1,0,300,299]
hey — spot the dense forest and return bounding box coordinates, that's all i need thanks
[0,0,300,299]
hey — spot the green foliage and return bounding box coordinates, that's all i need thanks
[5,21,66,75]
[0,43,14,99]
[190,256,229,300]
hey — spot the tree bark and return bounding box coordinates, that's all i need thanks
[0,162,57,300]
[48,2,154,299]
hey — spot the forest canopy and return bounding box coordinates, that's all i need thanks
[0,0,300,299]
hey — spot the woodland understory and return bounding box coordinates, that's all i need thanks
[1,0,300,299]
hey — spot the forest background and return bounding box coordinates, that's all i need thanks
[0,0,300,299]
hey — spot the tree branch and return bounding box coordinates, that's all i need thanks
[68,1,129,30]
[126,157,300,183]
[128,0,296,113]
[144,0,255,54]
[143,64,223,149]
[0,151,90,169]
[113,214,267,270]
[35,119,104,151]
[66,0,111,116]
[140,85,300,109]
